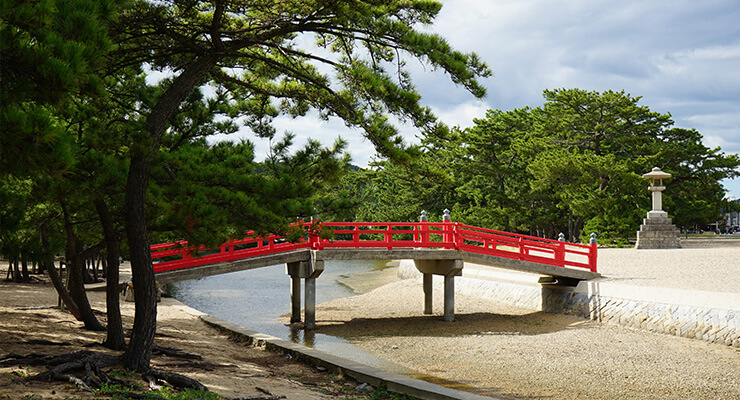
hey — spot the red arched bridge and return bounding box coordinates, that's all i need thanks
[151,221,599,328]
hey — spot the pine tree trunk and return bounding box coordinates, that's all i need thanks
[95,198,126,350]
[122,155,157,371]
[67,255,105,330]
[60,200,105,331]
[40,220,82,318]
[12,258,21,283]
[121,55,218,372]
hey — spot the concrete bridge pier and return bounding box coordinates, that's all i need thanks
[286,258,324,329]
[414,259,463,322]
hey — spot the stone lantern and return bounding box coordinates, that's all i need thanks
[635,167,681,249]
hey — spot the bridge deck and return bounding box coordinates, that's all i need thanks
[155,249,310,284]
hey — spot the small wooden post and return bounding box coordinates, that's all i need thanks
[309,213,319,250]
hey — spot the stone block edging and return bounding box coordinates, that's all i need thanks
[199,314,499,400]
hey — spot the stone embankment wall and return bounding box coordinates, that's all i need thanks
[398,261,740,348]
[541,285,739,347]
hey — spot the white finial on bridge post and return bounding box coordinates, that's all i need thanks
[420,210,428,222]
[589,232,597,244]
[443,209,451,222]
[558,232,565,242]
[311,208,318,222]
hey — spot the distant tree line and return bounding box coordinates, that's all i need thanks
[328,89,740,244]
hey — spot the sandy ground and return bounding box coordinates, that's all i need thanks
[314,269,740,400]
[595,245,740,293]
[0,279,381,400]
[4,244,740,400]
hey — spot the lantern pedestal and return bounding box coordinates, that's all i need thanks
[635,168,681,249]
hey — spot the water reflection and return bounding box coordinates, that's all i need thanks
[289,325,315,347]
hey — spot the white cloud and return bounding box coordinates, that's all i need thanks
[433,101,489,128]
[210,0,740,193]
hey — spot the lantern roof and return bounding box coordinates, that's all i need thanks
[642,167,671,180]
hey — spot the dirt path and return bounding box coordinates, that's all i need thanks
[0,279,381,400]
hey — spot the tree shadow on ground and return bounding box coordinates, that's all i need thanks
[314,310,587,340]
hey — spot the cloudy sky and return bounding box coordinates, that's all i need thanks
[223,0,740,196]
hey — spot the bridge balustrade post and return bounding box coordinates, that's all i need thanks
[443,209,452,247]
[518,237,525,258]
[385,225,392,250]
[309,214,320,250]
[296,217,304,244]
[589,233,598,272]
[555,233,566,265]
[556,242,565,265]
[417,210,428,244]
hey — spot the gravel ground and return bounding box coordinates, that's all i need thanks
[315,279,740,400]
[312,243,740,400]
[595,245,740,293]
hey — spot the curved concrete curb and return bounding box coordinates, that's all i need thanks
[199,314,500,400]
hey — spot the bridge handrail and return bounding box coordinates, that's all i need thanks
[452,224,597,272]
[151,221,597,273]
[151,230,310,273]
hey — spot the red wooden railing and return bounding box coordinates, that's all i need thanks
[151,222,597,273]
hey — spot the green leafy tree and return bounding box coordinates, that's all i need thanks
[357,89,740,242]
[648,127,740,230]
[2,0,130,341]
[0,177,36,281]
[1,0,120,174]
[455,108,542,232]
[149,135,349,247]
[528,89,740,241]
[525,89,668,240]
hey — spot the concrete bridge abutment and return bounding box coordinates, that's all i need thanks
[286,257,324,330]
[414,259,463,322]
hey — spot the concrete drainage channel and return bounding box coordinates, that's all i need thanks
[200,315,499,400]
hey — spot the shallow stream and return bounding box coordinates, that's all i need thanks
[169,260,412,373]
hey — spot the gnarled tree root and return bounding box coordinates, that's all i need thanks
[2,349,209,393]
